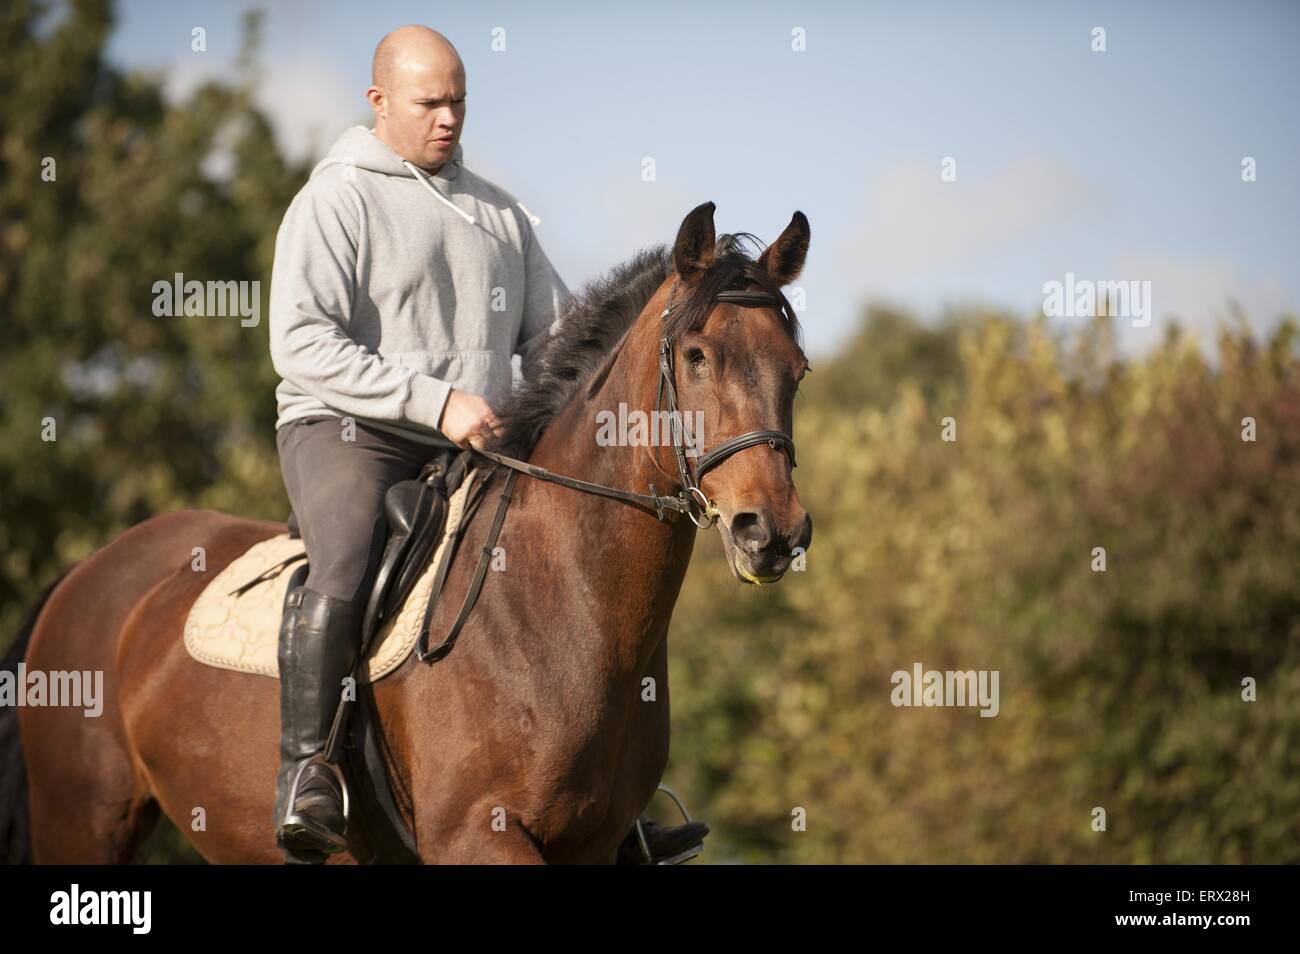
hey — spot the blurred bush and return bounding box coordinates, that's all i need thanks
[669,308,1300,863]
[0,1,306,640]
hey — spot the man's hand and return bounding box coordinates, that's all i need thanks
[437,388,500,448]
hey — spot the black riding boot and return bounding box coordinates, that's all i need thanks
[616,815,711,864]
[272,583,362,860]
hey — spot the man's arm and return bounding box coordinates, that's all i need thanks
[513,214,572,366]
[268,183,451,431]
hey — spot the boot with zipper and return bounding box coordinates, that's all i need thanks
[272,580,362,860]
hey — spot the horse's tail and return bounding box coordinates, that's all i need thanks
[0,566,75,864]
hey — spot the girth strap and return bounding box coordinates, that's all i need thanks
[415,469,518,662]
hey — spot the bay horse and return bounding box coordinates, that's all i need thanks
[0,201,811,864]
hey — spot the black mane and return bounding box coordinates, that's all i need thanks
[487,233,802,460]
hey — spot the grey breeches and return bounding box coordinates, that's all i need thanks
[276,416,444,606]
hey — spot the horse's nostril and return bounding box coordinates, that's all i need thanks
[729,511,773,552]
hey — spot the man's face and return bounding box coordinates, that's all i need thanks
[372,58,466,172]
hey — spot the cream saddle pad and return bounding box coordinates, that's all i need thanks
[184,468,480,683]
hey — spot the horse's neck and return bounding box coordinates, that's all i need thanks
[516,327,697,673]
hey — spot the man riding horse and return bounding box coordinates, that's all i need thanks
[268,24,707,863]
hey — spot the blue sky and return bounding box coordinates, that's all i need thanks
[107,0,1300,360]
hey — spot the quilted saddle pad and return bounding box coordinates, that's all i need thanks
[183,468,480,682]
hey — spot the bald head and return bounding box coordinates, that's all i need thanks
[372,25,462,89]
[366,26,467,172]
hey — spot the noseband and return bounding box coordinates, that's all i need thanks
[470,279,798,529]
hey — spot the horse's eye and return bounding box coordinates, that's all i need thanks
[686,347,707,371]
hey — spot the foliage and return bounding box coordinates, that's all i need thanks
[669,311,1300,863]
[0,0,306,640]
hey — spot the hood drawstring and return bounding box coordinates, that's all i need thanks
[403,158,543,229]
[515,202,541,227]
[403,159,477,226]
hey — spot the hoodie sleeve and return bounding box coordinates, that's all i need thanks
[513,216,572,365]
[268,180,452,431]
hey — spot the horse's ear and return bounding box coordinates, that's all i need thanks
[756,211,810,285]
[672,201,717,284]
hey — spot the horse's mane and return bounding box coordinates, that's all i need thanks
[487,232,802,461]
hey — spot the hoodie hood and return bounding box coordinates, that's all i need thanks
[311,125,464,182]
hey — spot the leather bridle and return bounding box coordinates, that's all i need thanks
[649,280,797,527]
[415,278,800,662]
[470,278,798,529]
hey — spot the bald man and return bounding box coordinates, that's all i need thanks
[268,25,569,861]
[267,26,706,864]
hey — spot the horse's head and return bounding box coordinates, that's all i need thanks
[659,201,812,584]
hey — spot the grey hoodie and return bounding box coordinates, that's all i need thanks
[269,125,572,446]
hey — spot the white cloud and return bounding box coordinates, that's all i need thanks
[536,170,701,295]
[252,55,366,162]
[159,52,361,163]
[842,154,1106,282]
[1113,253,1295,354]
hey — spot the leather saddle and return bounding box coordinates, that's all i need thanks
[286,447,471,654]
[359,449,470,655]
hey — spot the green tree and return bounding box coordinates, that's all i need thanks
[669,310,1300,863]
[1,0,307,639]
